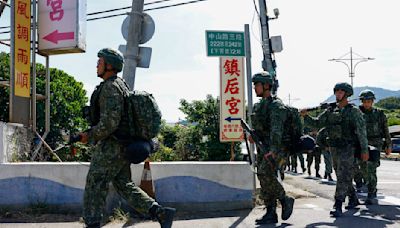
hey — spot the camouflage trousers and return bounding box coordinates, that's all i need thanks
[331,145,356,202]
[83,137,155,225]
[363,160,380,194]
[290,152,305,170]
[353,158,367,186]
[307,150,321,172]
[322,150,333,175]
[257,152,287,206]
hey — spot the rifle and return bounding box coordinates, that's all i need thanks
[304,98,359,112]
[304,101,338,112]
[240,119,279,176]
[53,132,83,152]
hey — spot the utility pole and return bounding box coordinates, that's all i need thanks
[287,93,300,106]
[257,0,280,95]
[329,47,374,87]
[258,0,274,75]
[122,0,144,90]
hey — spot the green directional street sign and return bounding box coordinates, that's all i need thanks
[206,30,245,57]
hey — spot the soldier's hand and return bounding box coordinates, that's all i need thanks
[80,132,88,144]
[300,109,308,117]
[248,135,255,143]
[385,148,392,156]
[264,151,276,161]
[360,153,369,161]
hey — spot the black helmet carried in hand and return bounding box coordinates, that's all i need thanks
[97,48,124,73]
[333,82,353,97]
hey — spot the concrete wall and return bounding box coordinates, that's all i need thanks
[0,122,31,163]
[0,162,254,212]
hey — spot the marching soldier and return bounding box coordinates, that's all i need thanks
[300,82,369,217]
[250,72,295,224]
[358,89,392,204]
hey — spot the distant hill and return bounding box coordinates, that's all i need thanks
[324,86,400,105]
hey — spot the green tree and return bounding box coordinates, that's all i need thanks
[375,97,400,110]
[178,95,241,161]
[0,52,90,161]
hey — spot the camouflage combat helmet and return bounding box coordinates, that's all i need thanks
[333,82,353,97]
[97,48,124,72]
[252,71,274,85]
[359,89,375,100]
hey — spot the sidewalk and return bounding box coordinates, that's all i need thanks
[1,181,399,228]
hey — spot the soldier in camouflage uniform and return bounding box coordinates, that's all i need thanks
[358,89,392,204]
[250,72,295,224]
[316,128,334,181]
[306,131,322,178]
[301,82,369,217]
[78,48,175,228]
[290,149,307,173]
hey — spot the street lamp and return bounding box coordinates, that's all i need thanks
[328,47,374,87]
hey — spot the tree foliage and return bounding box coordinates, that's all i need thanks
[375,96,400,110]
[178,94,241,161]
[0,52,90,161]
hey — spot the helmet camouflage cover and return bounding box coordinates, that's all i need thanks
[333,82,353,97]
[252,71,274,85]
[97,48,124,72]
[359,89,375,100]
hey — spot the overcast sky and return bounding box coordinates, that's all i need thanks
[1,0,399,122]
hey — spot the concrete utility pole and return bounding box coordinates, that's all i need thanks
[258,0,275,75]
[122,0,144,90]
[329,47,374,87]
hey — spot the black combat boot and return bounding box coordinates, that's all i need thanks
[307,167,311,176]
[324,173,328,179]
[280,195,295,220]
[302,167,307,174]
[149,204,176,228]
[256,205,278,224]
[328,174,334,181]
[355,181,363,193]
[345,194,360,209]
[365,191,377,205]
[330,200,343,217]
[315,170,321,178]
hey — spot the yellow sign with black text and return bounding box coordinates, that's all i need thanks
[14,0,31,97]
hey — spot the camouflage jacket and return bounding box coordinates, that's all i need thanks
[251,96,287,155]
[88,75,129,144]
[304,103,368,154]
[359,106,392,149]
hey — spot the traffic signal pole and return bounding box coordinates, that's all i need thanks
[122,0,144,91]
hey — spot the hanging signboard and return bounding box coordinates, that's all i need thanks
[38,0,86,55]
[14,0,31,97]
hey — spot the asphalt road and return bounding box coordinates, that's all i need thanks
[286,158,400,204]
[1,159,399,227]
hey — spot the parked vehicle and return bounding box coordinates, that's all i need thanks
[391,138,400,153]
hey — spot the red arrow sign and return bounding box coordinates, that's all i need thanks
[43,30,74,44]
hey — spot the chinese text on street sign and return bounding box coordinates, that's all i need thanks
[206,30,245,57]
[38,0,86,55]
[220,57,245,142]
[14,0,31,97]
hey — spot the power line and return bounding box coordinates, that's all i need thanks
[1,0,208,29]
[145,0,207,12]
[88,0,208,21]
[87,0,178,16]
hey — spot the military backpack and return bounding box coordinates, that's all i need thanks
[284,105,304,153]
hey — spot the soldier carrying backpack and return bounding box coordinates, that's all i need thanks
[77,48,175,228]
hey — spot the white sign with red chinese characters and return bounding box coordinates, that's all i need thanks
[38,0,86,55]
[220,57,245,142]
